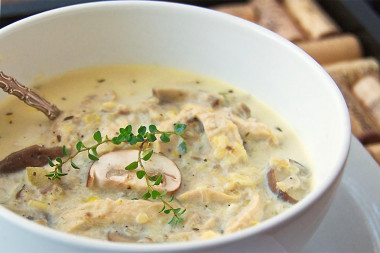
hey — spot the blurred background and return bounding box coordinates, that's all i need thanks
[1,0,380,164]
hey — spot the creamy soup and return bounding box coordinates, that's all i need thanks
[0,65,312,242]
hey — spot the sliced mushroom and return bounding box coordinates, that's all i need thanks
[152,88,224,107]
[267,167,298,204]
[87,150,181,194]
[0,145,64,173]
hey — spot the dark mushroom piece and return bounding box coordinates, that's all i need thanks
[267,167,298,204]
[0,145,64,173]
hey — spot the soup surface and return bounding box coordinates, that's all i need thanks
[0,65,312,242]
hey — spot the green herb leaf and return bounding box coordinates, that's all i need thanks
[178,208,186,215]
[111,136,121,145]
[125,161,138,171]
[62,146,68,156]
[129,134,138,145]
[164,209,171,214]
[141,191,151,200]
[119,127,127,136]
[125,125,132,134]
[71,160,80,170]
[161,189,167,197]
[160,132,170,143]
[178,141,187,154]
[149,125,158,133]
[76,141,83,151]
[45,173,54,177]
[88,153,99,161]
[136,134,144,142]
[168,216,176,224]
[148,175,157,181]
[147,133,157,142]
[142,150,153,161]
[153,174,162,185]
[47,157,55,167]
[159,205,166,213]
[55,157,63,164]
[152,190,160,199]
[91,147,98,157]
[138,126,146,135]
[168,195,175,202]
[174,123,186,134]
[93,130,102,143]
[136,170,146,179]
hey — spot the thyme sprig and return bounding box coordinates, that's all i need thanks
[46,123,187,223]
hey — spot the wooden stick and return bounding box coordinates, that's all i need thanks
[324,58,380,87]
[352,75,380,126]
[252,0,304,42]
[213,3,257,22]
[0,70,61,120]
[283,0,340,40]
[331,75,380,144]
[296,34,362,65]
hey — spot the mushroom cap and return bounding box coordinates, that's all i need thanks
[87,150,181,193]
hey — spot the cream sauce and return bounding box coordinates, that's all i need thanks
[0,65,313,242]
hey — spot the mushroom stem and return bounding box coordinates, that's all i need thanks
[0,70,61,120]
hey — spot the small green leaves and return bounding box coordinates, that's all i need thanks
[153,174,163,186]
[178,141,187,154]
[151,190,161,199]
[149,124,158,133]
[160,132,170,143]
[138,126,147,135]
[88,153,99,161]
[159,205,166,213]
[93,130,102,143]
[125,161,138,171]
[136,170,146,179]
[71,160,80,169]
[147,133,157,142]
[62,145,68,156]
[174,123,186,134]
[168,195,175,202]
[142,150,153,161]
[141,191,151,200]
[76,141,84,151]
[47,157,55,167]
[44,123,188,224]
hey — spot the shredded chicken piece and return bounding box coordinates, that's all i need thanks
[178,187,239,204]
[57,199,163,233]
[225,194,263,233]
[153,88,224,107]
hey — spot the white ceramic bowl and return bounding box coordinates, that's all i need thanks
[0,1,350,252]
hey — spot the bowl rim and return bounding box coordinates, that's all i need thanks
[0,1,351,251]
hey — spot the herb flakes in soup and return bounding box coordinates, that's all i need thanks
[0,65,313,243]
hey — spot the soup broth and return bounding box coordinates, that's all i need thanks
[0,65,312,242]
